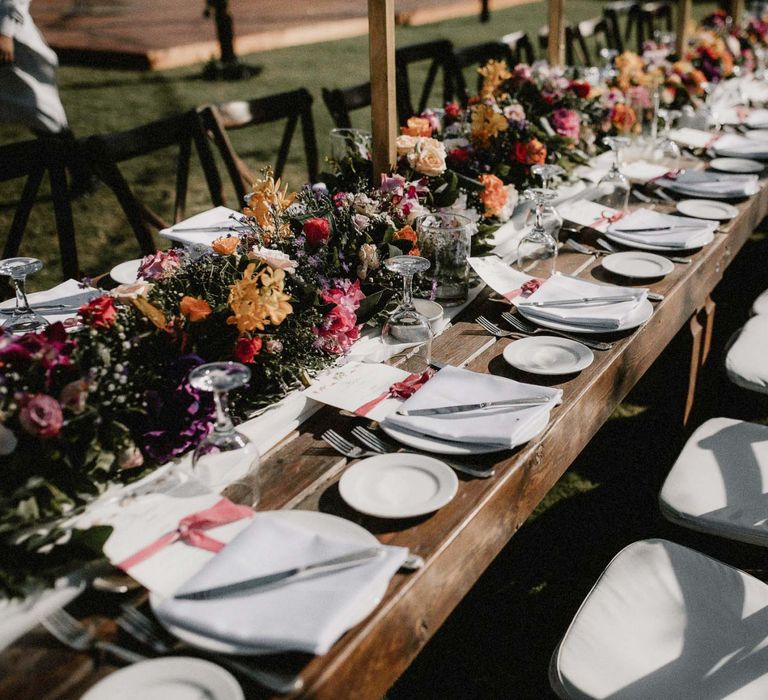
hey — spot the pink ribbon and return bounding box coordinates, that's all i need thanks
[504,278,544,301]
[354,369,435,417]
[593,209,625,227]
[117,498,254,570]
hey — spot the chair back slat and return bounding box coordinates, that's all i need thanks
[637,1,674,51]
[501,31,535,65]
[322,83,371,129]
[395,39,460,121]
[567,17,614,66]
[603,0,640,53]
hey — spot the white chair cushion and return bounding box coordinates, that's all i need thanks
[752,288,768,316]
[659,417,768,546]
[725,316,768,395]
[552,539,768,699]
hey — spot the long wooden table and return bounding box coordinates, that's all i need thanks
[2,163,767,699]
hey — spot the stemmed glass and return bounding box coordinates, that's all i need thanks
[530,164,565,241]
[382,255,433,374]
[188,361,261,505]
[599,48,618,83]
[0,257,49,334]
[596,136,631,212]
[656,108,682,165]
[517,189,558,277]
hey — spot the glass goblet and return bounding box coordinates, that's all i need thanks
[596,136,631,212]
[517,189,558,277]
[530,164,565,241]
[656,108,682,166]
[382,255,433,374]
[0,257,49,334]
[189,361,261,506]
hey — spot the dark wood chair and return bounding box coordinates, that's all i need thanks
[395,39,461,122]
[322,82,371,129]
[501,31,536,65]
[603,0,640,53]
[538,25,550,54]
[453,41,514,101]
[566,17,615,66]
[199,88,319,205]
[1,137,78,279]
[637,1,674,52]
[81,110,224,256]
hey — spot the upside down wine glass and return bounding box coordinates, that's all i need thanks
[596,136,631,212]
[0,257,49,334]
[656,108,682,166]
[517,189,558,277]
[189,361,261,506]
[382,255,433,374]
[530,164,565,241]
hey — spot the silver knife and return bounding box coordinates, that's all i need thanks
[519,295,641,307]
[400,396,553,416]
[168,225,250,233]
[173,547,385,600]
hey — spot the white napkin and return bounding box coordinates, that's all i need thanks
[712,133,768,159]
[515,274,647,330]
[0,279,100,327]
[669,128,716,150]
[159,206,244,248]
[156,513,407,655]
[606,208,717,249]
[382,365,561,447]
[656,169,761,197]
[746,109,768,129]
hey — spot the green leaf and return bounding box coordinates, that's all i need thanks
[356,288,394,325]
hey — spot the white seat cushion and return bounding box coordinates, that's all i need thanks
[552,539,768,699]
[660,418,768,546]
[725,316,768,395]
[752,288,768,316]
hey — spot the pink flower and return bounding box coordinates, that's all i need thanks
[503,103,526,122]
[551,108,581,140]
[138,249,182,281]
[60,379,89,414]
[250,246,298,273]
[379,173,406,194]
[314,280,365,355]
[118,445,144,470]
[79,296,117,329]
[18,394,63,439]
[320,279,365,312]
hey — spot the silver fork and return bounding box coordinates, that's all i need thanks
[42,607,146,664]
[596,237,692,265]
[499,313,614,351]
[322,429,378,459]
[476,315,519,338]
[351,426,495,479]
[117,605,305,695]
[565,239,608,256]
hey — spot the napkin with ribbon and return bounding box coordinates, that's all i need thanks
[155,512,407,655]
[605,208,717,250]
[656,168,761,198]
[711,133,768,160]
[0,279,100,328]
[515,274,647,330]
[746,109,768,129]
[381,365,561,447]
[159,206,245,248]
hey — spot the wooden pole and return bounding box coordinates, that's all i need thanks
[368,0,397,181]
[676,0,692,57]
[730,0,744,24]
[547,0,565,67]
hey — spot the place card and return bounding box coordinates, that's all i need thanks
[468,255,533,300]
[159,205,244,248]
[556,199,622,232]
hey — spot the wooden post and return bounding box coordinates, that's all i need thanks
[368,0,397,181]
[730,0,745,24]
[676,0,692,57]
[547,0,565,67]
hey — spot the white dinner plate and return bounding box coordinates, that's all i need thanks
[708,157,764,174]
[109,259,142,285]
[675,199,739,220]
[744,129,768,143]
[502,336,593,375]
[601,251,675,279]
[381,409,548,455]
[338,453,458,518]
[603,229,714,253]
[150,510,387,655]
[80,657,243,700]
[518,298,654,334]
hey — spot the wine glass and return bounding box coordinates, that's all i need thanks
[530,164,565,241]
[188,361,261,505]
[517,189,558,277]
[382,255,433,374]
[599,48,618,83]
[0,257,49,334]
[596,136,631,212]
[656,108,682,165]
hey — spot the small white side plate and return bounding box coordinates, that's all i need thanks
[675,198,738,220]
[339,453,458,518]
[80,657,243,700]
[601,251,675,279]
[709,157,764,174]
[502,336,593,375]
[110,259,142,284]
[744,129,768,142]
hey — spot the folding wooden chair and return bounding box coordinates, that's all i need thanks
[1,136,78,279]
[395,39,461,122]
[637,0,674,51]
[603,0,640,53]
[81,110,224,256]
[321,82,371,129]
[566,17,615,66]
[199,88,319,205]
[501,31,536,65]
[453,41,514,102]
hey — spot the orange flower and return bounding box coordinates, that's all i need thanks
[392,225,420,256]
[471,103,508,147]
[478,59,511,100]
[610,104,637,134]
[212,236,239,255]
[400,116,433,137]
[180,296,212,322]
[243,171,296,243]
[478,174,507,218]
[514,138,547,166]
[227,263,293,334]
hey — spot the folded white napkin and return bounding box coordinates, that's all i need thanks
[656,169,760,197]
[515,274,647,330]
[712,133,768,159]
[606,208,717,250]
[0,279,100,327]
[159,206,244,248]
[381,365,561,448]
[746,109,768,129]
[156,513,407,655]
[669,128,716,150]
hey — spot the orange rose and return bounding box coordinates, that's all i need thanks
[180,296,213,322]
[610,104,637,134]
[514,139,547,165]
[400,116,433,137]
[478,174,507,218]
[212,236,239,255]
[393,225,421,256]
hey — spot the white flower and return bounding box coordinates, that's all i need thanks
[110,281,153,300]
[443,136,470,152]
[250,246,298,273]
[407,138,447,177]
[0,423,17,456]
[396,134,418,155]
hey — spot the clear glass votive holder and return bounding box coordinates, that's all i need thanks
[416,212,473,307]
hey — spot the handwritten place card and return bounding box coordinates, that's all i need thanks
[468,255,532,300]
[556,200,621,233]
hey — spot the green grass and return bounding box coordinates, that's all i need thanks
[0,0,715,290]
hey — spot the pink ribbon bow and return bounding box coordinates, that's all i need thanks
[117,498,254,571]
[593,210,625,227]
[354,369,436,417]
[504,277,544,301]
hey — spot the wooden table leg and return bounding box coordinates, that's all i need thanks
[701,296,716,365]
[685,312,703,426]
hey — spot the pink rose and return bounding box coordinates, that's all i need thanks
[19,394,63,439]
[138,249,182,281]
[118,445,144,470]
[551,108,581,141]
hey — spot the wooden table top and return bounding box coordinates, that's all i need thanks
[2,164,767,699]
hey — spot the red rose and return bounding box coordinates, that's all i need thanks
[233,336,263,363]
[18,393,63,439]
[79,295,117,329]
[448,148,469,165]
[303,217,331,246]
[444,102,461,119]
[569,81,590,99]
